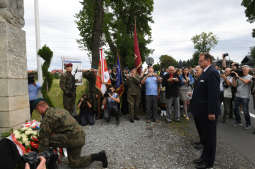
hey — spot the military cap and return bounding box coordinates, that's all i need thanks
[64,63,73,68]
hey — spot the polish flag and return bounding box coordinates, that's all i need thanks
[96,48,111,94]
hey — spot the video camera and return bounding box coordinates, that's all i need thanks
[22,148,58,169]
[230,69,243,78]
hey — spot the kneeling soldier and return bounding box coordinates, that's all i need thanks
[33,99,108,168]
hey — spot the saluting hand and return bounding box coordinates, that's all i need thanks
[208,114,216,121]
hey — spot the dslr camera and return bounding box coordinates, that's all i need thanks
[223,53,229,58]
[22,148,59,169]
[104,88,113,98]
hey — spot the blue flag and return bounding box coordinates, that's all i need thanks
[116,55,124,96]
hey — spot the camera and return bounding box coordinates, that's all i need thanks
[223,53,229,58]
[230,69,243,78]
[104,89,113,97]
[22,148,58,169]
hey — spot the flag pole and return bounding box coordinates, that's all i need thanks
[34,0,43,84]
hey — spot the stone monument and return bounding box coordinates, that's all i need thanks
[0,0,29,133]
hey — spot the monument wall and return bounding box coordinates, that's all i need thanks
[0,0,29,133]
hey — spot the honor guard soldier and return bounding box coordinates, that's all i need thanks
[60,63,76,116]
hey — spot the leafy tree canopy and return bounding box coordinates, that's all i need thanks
[159,55,178,69]
[76,0,154,69]
[191,32,218,53]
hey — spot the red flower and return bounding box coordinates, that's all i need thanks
[32,137,39,142]
[30,141,39,149]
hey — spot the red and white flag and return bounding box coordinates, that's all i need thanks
[134,20,142,73]
[96,48,111,94]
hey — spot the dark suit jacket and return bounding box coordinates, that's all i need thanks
[191,65,220,117]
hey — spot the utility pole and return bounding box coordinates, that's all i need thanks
[34,0,43,84]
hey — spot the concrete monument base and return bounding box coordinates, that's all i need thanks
[0,21,30,133]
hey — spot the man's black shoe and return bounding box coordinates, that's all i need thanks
[98,151,108,168]
[130,119,134,123]
[195,162,213,169]
[91,151,108,168]
[134,116,140,120]
[152,118,156,122]
[193,158,204,164]
[194,144,203,150]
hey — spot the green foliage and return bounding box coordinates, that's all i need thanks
[38,45,54,106]
[241,0,255,23]
[76,0,154,69]
[241,0,255,38]
[153,63,160,71]
[159,55,178,69]
[192,51,200,66]
[250,46,255,64]
[191,32,218,53]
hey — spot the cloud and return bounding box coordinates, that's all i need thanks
[150,0,255,63]
[24,0,255,70]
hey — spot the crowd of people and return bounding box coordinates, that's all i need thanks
[25,53,255,169]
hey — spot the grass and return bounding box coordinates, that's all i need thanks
[32,78,88,121]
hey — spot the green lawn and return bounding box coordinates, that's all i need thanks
[32,78,88,121]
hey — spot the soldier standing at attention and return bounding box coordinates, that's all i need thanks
[127,67,141,123]
[83,69,102,119]
[33,99,108,168]
[60,63,76,116]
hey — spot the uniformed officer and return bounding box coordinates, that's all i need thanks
[60,63,76,116]
[83,69,102,119]
[127,67,141,123]
[33,99,108,168]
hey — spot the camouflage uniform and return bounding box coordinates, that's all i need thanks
[60,71,76,116]
[83,71,101,117]
[39,107,92,168]
[127,75,141,120]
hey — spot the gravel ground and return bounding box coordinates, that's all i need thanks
[59,115,255,169]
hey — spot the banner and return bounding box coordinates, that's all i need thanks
[96,49,111,94]
[116,54,124,96]
[134,20,142,73]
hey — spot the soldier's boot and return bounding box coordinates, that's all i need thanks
[91,150,108,168]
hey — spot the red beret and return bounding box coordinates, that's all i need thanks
[64,63,73,68]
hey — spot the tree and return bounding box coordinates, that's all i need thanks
[191,32,218,53]
[38,45,54,107]
[76,0,104,68]
[153,63,160,71]
[192,51,200,66]
[159,55,178,69]
[76,0,154,69]
[250,46,255,63]
[242,0,255,37]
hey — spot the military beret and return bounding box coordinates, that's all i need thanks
[64,63,73,68]
[32,98,46,110]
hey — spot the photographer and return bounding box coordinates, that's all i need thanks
[103,85,120,125]
[77,94,95,126]
[221,68,233,123]
[141,66,161,123]
[25,157,46,169]
[232,65,252,129]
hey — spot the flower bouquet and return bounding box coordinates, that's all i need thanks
[7,120,41,156]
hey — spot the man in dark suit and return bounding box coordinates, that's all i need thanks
[191,53,220,169]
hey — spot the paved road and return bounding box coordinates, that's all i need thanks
[217,116,255,166]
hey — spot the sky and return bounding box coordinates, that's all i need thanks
[24,0,255,70]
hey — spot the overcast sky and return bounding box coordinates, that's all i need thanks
[24,0,255,70]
